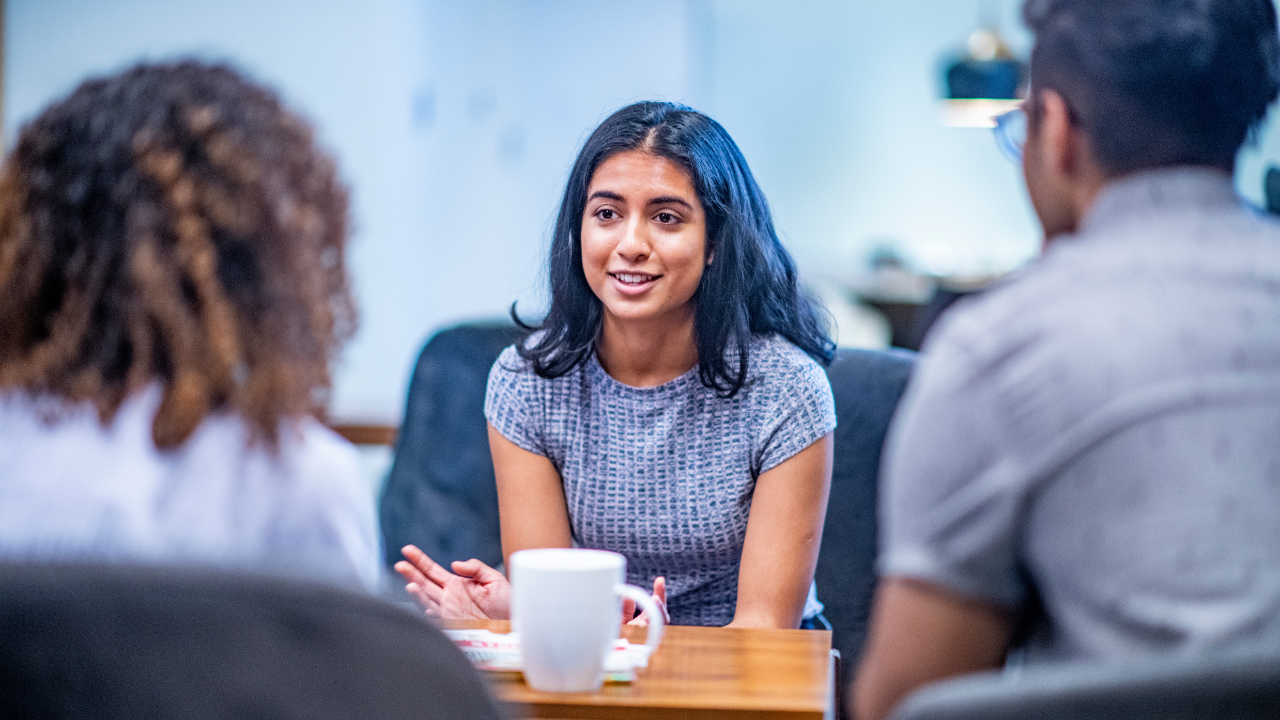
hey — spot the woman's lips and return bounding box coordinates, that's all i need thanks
[609,271,660,294]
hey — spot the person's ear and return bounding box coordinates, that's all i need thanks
[1037,89,1077,179]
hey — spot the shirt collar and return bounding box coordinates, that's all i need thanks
[1078,166,1241,237]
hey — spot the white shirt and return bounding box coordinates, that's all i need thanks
[0,385,380,590]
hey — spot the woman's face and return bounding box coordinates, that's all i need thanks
[581,150,708,329]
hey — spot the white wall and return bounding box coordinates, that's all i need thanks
[4,0,698,423]
[9,0,1276,423]
[698,0,1039,278]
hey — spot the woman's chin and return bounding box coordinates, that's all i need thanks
[601,301,697,328]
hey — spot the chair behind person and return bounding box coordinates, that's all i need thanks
[0,563,506,720]
[380,322,526,570]
[890,653,1280,720]
[817,348,915,704]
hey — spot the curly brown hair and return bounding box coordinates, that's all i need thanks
[0,60,354,449]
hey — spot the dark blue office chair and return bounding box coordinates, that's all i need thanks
[816,347,916,717]
[891,652,1280,720]
[0,563,507,720]
[379,322,524,571]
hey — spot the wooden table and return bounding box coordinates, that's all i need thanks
[443,620,835,720]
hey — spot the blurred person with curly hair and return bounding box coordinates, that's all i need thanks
[0,60,378,590]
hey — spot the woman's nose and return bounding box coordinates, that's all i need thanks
[615,219,650,261]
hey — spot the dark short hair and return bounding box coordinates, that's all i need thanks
[515,101,834,396]
[1024,0,1280,174]
[0,60,354,449]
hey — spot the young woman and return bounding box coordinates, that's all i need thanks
[0,61,379,590]
[397,102,836,627]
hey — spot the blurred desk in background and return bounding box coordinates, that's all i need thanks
[835,271,1000,350]
[443,619,836,720]
[329,423,397,446]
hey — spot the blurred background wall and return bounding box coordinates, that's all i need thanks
[5,0,1278,425]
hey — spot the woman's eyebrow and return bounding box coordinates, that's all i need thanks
[648,195,693,209]
[587,190,624,202]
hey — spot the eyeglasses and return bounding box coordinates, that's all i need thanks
[992,107,1027,164]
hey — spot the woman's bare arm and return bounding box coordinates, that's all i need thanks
[728,432,834,629]
[489,423,573,567]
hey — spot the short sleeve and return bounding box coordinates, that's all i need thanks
[483,346,545,456]
[877,321,1030,608]
[755,347,837,474]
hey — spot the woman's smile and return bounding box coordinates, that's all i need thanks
[608,271,662,293]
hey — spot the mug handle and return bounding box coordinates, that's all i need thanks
[615,583,665,664]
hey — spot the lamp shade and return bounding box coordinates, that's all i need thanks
[946,59,1023,100]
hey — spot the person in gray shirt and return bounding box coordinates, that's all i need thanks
[854,1,1280,718]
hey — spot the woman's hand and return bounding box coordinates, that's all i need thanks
[395,544,511,620]
[623,576,669,627]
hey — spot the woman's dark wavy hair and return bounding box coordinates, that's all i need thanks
[514,101,834,396]
[0,60,354,449]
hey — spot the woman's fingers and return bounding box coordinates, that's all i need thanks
[401,546,459,589]
[396,554,448,612]
[451,558,495,580]
[407,571,445,604]
[406,582,441,615]
[401,544,430,567]
[402,544,449,582]
[394,559,428,585]
[627,576,671,625]
[651,576,670,623]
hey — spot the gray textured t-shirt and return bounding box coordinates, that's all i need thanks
[880,168,1280,663]
[485,333,836,626]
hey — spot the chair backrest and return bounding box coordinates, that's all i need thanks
[380,322,525,570]
[816,348,915,670]
[0,563,507,720]
[891,653,1280,720]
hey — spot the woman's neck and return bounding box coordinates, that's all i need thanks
[595,308,699,388]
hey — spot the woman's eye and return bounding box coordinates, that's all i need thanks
[597,208,617,220]
[656,212,677,224]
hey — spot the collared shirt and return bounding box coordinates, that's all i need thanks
[880,167,1280,662]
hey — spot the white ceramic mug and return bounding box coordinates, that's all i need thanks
[509,548,664,692]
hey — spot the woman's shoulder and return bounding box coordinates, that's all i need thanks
[491,344,530,373]
[741,333,833,407]
[488,343,547,390]
[747,333,830,382]
[484,342,581,425]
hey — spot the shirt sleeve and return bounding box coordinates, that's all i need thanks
[877,321,1030,608]
[755,352,837,475]
[483,346,545,456]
